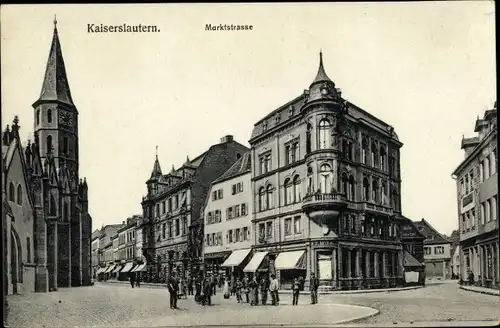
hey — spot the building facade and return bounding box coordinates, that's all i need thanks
[2,19,92,294]
[453,101,498,288]
[451,244,460,279]
[141,136,249,282]
[203,152,253,276]
[400,216,426,285]
[248,53,405,290]
[413,219,452,280]
[91,230,100,278]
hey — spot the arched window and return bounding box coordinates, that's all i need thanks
[16,185,22,205]
[319,164,333,193]
[46,135,53,153]
[372,179,378,203]
[391,188,398,210]
[9,182,15,202]
[306,123,312,153]
[363,178,370,201]
[341,173,348,196]
[49,194,56,216]
[307,165,314,194]
[371,142,378,167]
[381,182,388,205]
[36,110,40,125]
[362,138,369,164]
[380,147,386,171]
[293,176,301,202]
[318,119,331,150]
[266,185,274,209]
[348,175,355,200]
[284,179,293,205]
[47,108,52,123]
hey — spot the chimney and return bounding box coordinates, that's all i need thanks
[220,135,234,143]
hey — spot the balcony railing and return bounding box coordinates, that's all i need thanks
[361,202,393,215]
[302,193,346,204]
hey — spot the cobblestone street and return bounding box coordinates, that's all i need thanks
[6,281,500,327]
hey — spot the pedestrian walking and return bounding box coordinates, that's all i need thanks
[243,274,250,303]
[168,275,179,309]
[130,273,136,288]
[292,278,300,305]
[182,279,187,299]
[235,278,243,303]
[260,276,269,305]
[187,276,193,296]
[269,274,279,306]
[230,275,236,296]
[211,274,216,296]
[136,272,141,288]
[203,277,213,306]
[310,272,319,304]
[195,275,202,302]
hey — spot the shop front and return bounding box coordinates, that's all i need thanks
[204,251,231,279]
[221,248,252,279]
[243,251,270,280]
[274,250,307,290]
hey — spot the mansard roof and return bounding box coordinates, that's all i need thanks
[33,19,75,108]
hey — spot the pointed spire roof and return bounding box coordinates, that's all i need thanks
[310,50,333,86]
[150,149,162,179]
[35,16,74,107]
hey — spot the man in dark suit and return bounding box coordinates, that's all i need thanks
[168,274,179,309]
[310,272,319,304]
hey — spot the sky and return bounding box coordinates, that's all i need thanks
[1,2,496,236]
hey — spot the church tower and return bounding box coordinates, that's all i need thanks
[32,16,79,183]
[32,17,83,288]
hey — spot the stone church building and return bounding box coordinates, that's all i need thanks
[2,19,92,295]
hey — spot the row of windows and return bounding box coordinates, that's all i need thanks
[424,246,444,255]
[284,216,301,236]
[158,217,188,240]
[479,148,497,183]
[228,226,250,243]
[462,208,476,231]
[36,108,52,125]
[8,182,23,205]
[284,141,299,166]
[206,210,222,225]
[205,231,223,247]
[227,203,248,219]
[153,191,186,217]
[480,196,497,224]
[461,169,474,195]
[44,135,73,155]
[231,182,244,195]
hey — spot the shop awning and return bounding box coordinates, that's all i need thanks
[221,248,252,267]
[112,265,122,273]
[132,263,147,272]
[96,267,105,274]
[403,251,424,267]
[104,265,116,273]
[274,250,306,270]
[120,262,134,273]
[243,251,269,272]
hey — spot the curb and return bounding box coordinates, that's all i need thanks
[459,285,500,297]
[99,281,423,295]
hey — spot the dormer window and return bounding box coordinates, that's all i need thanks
[263,121,268,131]
[275,115,280,125]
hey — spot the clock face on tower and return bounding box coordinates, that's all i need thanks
[59,110,73,128]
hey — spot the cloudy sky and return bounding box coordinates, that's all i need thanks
[1,2,496,235]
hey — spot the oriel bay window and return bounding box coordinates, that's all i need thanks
[318,119,331,149]
[319,164,333,193]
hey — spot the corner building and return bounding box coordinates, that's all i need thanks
[453,101,498,288]
[249,53,405,290]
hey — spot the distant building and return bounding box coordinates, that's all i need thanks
[248,52,405,290]
[452,101,498,288]
[413,219,452,280]
[114,216,140,280]
[399,216,426,286]
[91,230,100,277]
[451,244,460,279]
[141,136,249,282]
[203,152,253,277]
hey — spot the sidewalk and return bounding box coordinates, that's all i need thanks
[459,285,500,296]
[100,280,422,294]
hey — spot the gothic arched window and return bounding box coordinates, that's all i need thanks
[348,175,355,200]
[371,142,378,167]
[9,182,15,202]
[363,177,370,201]
[318,119,331,150]
[16,185,22,205]
[341,173,348,196]
[266,184,274,209]
[306,123,312,153]
[46,135,53,153]
[284,178,293,205]
[319,164,333,193]
[372,179,378,203]
[380,146,387,171]
[47,108,52,124]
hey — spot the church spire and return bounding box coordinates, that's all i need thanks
[34,16,74,107]
[310,50,333,86]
